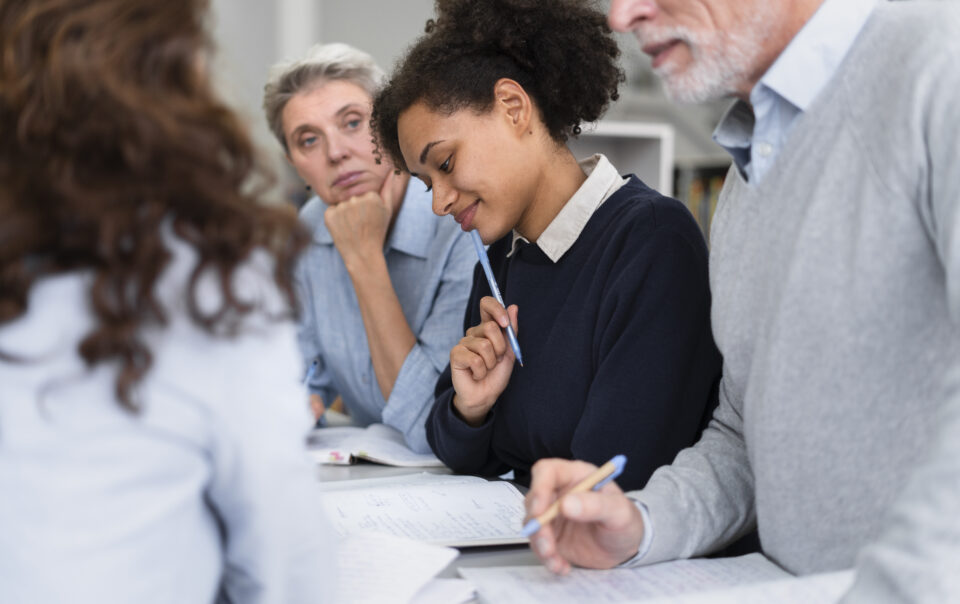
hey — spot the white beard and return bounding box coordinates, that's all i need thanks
[634,9,774,104]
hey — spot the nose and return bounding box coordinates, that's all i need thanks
[431,180,457,217]
[608,0,657,33]
[324,131,349,164]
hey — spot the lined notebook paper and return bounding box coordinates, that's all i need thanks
[459,553,793,603]
[319,473,527,547]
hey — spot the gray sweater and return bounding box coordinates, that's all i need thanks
[631,0,960,588]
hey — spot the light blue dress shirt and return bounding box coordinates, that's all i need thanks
[296,182,475,453]
[713,0,881,184]
[0,233,335,603]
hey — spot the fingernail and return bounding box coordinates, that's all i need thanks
[548,559,563,574]
[535,537,549,554]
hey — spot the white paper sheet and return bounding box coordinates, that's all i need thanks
[335,533,459,604]
[319,477,528,546]
[411,578,476,604]
[318,471,477,492]
[642,570,855,604]
[308,423,445,467]
[459,554,791,603]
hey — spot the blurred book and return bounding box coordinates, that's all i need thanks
[674,162,731,246]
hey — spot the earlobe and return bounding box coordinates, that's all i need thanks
[493,78,532,135]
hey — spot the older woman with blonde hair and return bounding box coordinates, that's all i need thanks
[263,43,474,451]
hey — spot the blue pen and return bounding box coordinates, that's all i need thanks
[469,229,524,367]
[521,454,627,537]
[303,359,326,428]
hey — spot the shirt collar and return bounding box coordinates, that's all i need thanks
[712,0,880,172]
[508,154,625,262]
[308,179,435,259]
[756,0,881,112]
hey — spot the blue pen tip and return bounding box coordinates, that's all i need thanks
[521,519,540,538]
[612,454,627,473]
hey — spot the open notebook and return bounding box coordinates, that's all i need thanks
[307,423,445,467]
[318,472,528,547]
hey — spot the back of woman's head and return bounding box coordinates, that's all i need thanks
[372,0,624,172]
[0,0,307,409]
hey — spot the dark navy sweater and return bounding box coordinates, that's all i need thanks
[426,177,721,490]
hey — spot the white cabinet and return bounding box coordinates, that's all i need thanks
[568,121,675,197]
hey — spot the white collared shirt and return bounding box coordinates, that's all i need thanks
[508,154,627,262]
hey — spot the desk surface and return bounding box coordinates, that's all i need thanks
[316,461,542,578]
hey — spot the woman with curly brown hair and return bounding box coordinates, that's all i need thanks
[0,0,334,602]
[373,0,722,491]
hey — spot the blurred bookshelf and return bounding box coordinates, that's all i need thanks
[673,161,731,245]
[569,120,675,197]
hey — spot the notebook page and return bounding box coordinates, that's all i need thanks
[643,569,854,604]
[459,553,790,603]
[319,479,528,547]
[318,471,481,492]
[308,424,445,467]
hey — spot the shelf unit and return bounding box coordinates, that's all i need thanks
[568,120,675,197]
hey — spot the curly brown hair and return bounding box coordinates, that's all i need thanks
[0,0,308,410]
[372,0,624,171]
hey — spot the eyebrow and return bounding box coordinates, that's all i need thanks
[336,103,366,118]
[419,140,445,166]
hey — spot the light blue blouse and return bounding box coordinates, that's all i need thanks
[295,183,474,453]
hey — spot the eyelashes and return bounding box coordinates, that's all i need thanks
[423,155,453,192]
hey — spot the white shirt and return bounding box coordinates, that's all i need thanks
[508,154,627,261]
[0,234,335,603]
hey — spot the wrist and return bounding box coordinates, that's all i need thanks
[342,247,386,277]
[452,393,492,427]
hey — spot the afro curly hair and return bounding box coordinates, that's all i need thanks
[372,0,624,172]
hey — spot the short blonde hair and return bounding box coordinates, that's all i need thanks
[263,42,385,153]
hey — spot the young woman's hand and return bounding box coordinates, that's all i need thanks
[449,296,519,426]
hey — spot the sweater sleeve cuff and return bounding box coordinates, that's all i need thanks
[617,498,655,567]
[627,483,690,566]
[381,345,440,454]
[429,387,497,465]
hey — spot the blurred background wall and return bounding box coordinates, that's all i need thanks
[207,0,732,234]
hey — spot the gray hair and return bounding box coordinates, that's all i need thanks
[263,43,385,153]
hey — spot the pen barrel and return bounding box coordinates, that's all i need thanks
[470,230,523,364]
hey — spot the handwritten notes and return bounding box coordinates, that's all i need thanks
[459,554,791,603]
[319,474,527,547]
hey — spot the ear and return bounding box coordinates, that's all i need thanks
[492,78,533,137]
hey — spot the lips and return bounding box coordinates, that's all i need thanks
[453,201,480,232]
[642,40,680,70]
[332,171,363,188]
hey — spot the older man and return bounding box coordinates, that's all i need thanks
[526,0,960,599]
